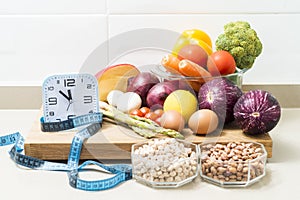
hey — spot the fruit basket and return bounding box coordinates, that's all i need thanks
[199,141,267,187]
[131,138,199,188]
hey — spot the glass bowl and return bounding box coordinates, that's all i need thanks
[151,64,245,89]
[131,138,199,188]
[199,141,267,187]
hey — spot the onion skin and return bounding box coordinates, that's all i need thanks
[146,80,194,109]
[146,81,177,109]
[233,90,281,134]
[198,78,243,124]
[127,72,160,105]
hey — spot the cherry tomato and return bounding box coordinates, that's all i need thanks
[144,112,159,121]
[129,109,144,117]
[154,117,161,125]
[207,50,236,76]
[139,107,151,116]
[153,109,164,117]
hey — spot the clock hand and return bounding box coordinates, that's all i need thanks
[66,102,71,111]
[66,100,75,111]
[67,89,73,100]
[59,90,72,101]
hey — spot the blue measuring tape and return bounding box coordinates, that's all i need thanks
[1,112,132,191]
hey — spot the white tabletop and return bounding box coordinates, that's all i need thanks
[0,109,299,200]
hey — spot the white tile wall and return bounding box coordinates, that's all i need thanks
[0,0,106,14]
[0,0,299,86]
[0,15,107,86]
[108,0,300,14]
[108,14,300,84]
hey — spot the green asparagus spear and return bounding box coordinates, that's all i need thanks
[99,101,184,139]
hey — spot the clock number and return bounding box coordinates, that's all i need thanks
[64,79,75,87]
[84,96,93,104]
[48,97,57,105]
[87,84,92,89]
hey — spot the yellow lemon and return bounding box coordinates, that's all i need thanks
[163,90,198,121]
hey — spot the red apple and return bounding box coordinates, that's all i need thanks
[95,64,140,101]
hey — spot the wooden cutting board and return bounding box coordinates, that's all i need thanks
[24,114,273,160]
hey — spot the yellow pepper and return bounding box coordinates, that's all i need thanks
[172,29,213,56]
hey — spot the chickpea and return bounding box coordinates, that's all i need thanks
[133,138,198,184]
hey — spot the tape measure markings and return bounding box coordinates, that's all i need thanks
[69,160,132,191]
[0,132,20,146]
[67,123,101,169]
[9,133,70,171]
[73,172,126,191]
[40,113,102,132]
[1,112,133,191]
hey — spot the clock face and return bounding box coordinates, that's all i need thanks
[42,74,99,122]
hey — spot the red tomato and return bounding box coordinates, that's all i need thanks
[207,50,236,76]
[144,112,159,121]
[139,107,151,116]
[129,109,144,117]
[178,44,208,67]
[153,109,164,117]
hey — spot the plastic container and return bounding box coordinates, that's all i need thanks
[105,47,245,90]
[151,64,245,89]
[199,141,267,187]
[131,138,199,188]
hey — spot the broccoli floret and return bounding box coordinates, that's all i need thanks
[216,21,263,69]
